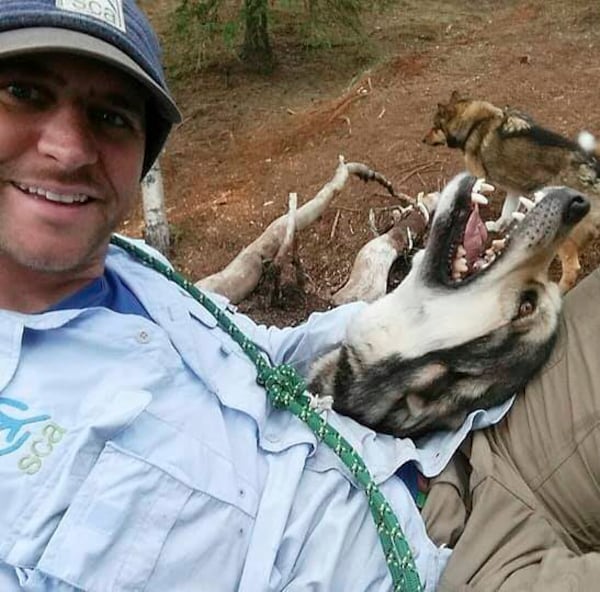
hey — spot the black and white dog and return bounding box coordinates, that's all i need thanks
[309,173,589,437]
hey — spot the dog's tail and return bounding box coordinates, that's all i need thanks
[578,130,598,156]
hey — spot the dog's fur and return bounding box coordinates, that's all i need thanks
[423,91,600,291]
[309,174,589,438]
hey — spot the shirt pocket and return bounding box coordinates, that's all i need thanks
[30,411,258,592]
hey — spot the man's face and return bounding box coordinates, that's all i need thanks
[0,52,146,274]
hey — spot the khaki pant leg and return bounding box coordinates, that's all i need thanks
[425,268,600,591]
[493,267,600,552]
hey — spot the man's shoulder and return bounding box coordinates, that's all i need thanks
[108,234,174,269]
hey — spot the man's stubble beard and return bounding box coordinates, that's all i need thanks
[0,215,116,275]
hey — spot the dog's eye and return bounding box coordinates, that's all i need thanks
[517,290,538,318]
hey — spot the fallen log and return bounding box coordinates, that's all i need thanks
[196,156,400,303]
[331,191,439,304]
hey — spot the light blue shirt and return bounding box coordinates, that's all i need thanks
[0,241,512,591]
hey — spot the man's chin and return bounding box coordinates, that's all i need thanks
[0,236,109,275]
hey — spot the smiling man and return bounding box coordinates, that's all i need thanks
[0,2,178,312]
[2,2,600,592]
[0,54,147,308]
[0,2,453,591]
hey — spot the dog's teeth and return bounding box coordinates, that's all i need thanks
[533,190,545,203]
[492,239,506,251]
[485,220,499,232]
[453,257,468,273]
[457,245,467,257]
[484,251,497,263]
[473,179,495,195]
[471,192,489,206]
[512,212,526,222]
[519,196,535,211]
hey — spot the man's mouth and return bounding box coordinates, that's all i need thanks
[12,181,91,204]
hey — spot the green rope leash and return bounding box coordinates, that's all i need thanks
[110,235,424,592]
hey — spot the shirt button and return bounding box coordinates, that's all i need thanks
[136,330,151,344]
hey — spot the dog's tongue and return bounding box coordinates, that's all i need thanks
[463,205,488,265]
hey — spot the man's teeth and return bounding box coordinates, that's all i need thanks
[45,191,89,204]
[16,183,89,204]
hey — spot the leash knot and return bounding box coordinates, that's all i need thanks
[259,364,307,409]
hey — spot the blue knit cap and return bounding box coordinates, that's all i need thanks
[0,0,182,175]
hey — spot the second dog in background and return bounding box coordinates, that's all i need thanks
[423,91,600,292]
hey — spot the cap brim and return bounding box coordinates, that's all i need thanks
[0,27,181,124]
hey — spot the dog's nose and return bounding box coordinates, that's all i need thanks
[563,192,590,225]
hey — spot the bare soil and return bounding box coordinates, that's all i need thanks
[131,0,600,326]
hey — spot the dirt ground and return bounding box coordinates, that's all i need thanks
[131,0,600,326]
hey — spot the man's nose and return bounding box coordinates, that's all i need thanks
[37,105,99,170]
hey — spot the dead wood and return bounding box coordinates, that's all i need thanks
[196,156,398,303]
[273,192,298,266]
[330,191,439,305]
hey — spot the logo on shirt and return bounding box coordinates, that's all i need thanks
[55,0,126,33]
[0,397,66,475]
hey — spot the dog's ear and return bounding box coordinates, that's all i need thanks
[437,102,446,112]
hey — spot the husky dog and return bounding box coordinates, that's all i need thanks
[423,91,600,292]
[309,174,589,438]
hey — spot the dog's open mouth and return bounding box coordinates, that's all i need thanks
[425,174,589,288]
[444,179,502,282]
[442,179,545,284]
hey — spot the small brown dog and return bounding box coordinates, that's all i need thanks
[423,91,600,291]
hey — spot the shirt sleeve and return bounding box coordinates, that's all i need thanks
[233,301,367,377]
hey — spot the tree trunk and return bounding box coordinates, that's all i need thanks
[240,0,274,72]
[141,160,170,256]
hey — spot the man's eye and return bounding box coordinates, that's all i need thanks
[91,108,136,131]
[6,83,43,102]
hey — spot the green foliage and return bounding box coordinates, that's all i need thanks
[166,0,395,74]
[167,0,241,74]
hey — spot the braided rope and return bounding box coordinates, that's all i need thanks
[110,235,423,592]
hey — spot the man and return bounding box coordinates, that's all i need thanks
[0,1,511,590]
[0,2,596,592]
